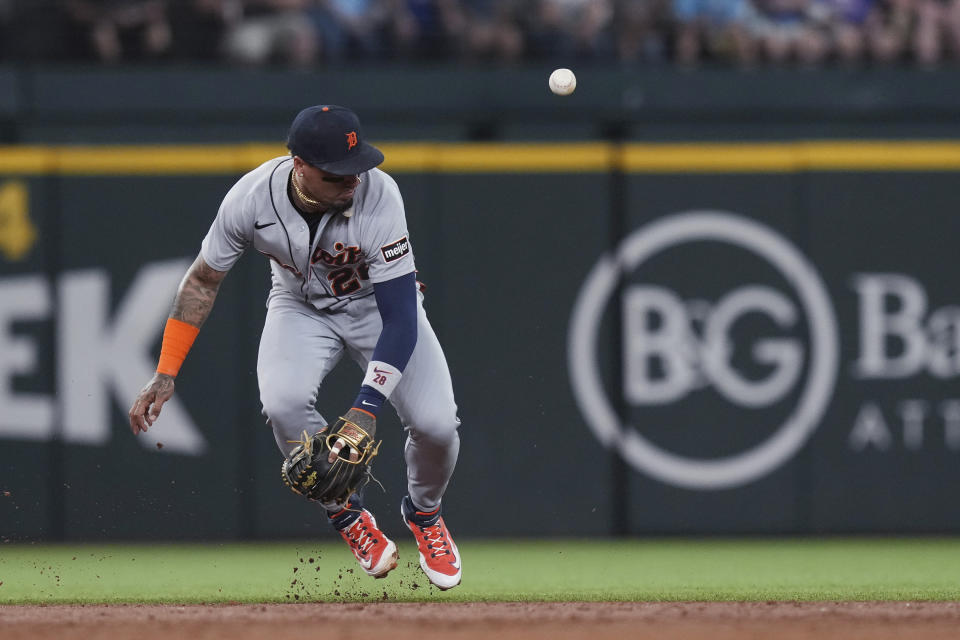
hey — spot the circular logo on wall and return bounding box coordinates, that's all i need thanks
[568,211,840,490]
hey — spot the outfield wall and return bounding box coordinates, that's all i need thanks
[3,141,960,540]
[2,67,960,540]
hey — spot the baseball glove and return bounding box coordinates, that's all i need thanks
[281,411,381,505]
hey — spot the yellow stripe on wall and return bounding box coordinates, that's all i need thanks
[0,144,287,175]
[619,141,960,172]
[3,141,960,175]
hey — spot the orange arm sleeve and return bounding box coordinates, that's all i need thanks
[156,318,200,377]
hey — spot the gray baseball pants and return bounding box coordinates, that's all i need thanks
[257,290,460,512]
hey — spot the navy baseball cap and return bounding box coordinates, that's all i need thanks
[286,105,384,175]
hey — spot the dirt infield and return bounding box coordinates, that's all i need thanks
[2,602,959,640]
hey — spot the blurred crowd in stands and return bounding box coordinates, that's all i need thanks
[0,0,958,67]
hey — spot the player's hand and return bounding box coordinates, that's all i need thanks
[128,373,175,435]
[327,408,376,463]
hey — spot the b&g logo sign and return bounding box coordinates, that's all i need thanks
[569,211,839,490]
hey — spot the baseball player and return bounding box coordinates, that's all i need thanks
[127,105,463,590]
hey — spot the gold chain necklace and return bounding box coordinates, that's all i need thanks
[291,171,322,208]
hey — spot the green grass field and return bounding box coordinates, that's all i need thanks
[1,538,959,604]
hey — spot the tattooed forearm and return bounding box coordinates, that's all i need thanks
[170,255,228,328]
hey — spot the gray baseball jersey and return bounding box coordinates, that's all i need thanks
[201,156,460,511]
[201,157,414,308]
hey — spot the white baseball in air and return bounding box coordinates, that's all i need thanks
[549,68,576,96]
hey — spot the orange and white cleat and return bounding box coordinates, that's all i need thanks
[401,495,461,590]
[331,506,398,578]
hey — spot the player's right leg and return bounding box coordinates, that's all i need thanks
[257,293,344,451]
[328,494,398,578]
[257,294,397,578]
